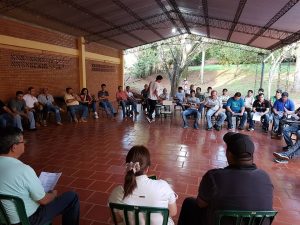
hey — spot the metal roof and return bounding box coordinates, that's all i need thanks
[1,0,300,50]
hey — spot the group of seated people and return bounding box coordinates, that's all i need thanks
[0,83,144,131]
[0,127,274,225]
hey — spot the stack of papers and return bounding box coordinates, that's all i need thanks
[39,172,62,192]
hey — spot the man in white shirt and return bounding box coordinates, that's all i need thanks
[219,88,230,108]
[23,87,43,126]
[146,75,163,123]
[244,90,255,127]
[38,88,63,126]
[64,88,88,122]
[205,90,226,131]
[125,86,139,115]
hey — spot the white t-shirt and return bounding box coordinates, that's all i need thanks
[206,97,222,111]
[148,81,160,100]
[109,175,176,225]
[244,96,254,108]
[23,94,38,108]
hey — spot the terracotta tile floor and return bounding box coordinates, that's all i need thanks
[21,112,300,225]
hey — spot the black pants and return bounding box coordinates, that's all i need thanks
[148,99,157,120]
[28,191,80,225]
[177,197,207,225]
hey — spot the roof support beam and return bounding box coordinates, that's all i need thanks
[268,29,300,50]
[19,5,132,49]
[166,0,191,34]
[59,0,147,44]
[154,0,183,34]
[112,0,164,39]
[202,0,210,38]
[247,0,299,45]
[227,0,247,41]
[0,0,34,13]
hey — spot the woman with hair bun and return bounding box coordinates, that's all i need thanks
[109,145,177,225]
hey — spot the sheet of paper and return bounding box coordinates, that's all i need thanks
[252,112,261,122]
[39,172,62,192]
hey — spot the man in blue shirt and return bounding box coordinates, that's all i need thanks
[272,92,295,136]
[0,127,79,225]
[175,86,185,110]
[226,92,247,130]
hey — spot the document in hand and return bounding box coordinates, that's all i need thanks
[39,172,62,192]
[252,112,262,122]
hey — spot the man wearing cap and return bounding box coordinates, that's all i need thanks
[272,92,295,137]
[177,132,273,225]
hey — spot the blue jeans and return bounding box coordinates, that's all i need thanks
[226,111,247,128]
[273,114,284,134]
[99,101,115,115]
[26,111,36,129]
[44,104,62,123]
[182,108,201,128]
[29,191,79,225]
[68,104,88,119]
[120,100,137,117]
[284,131,300,158]
[249,113,270,129]
[283,124,300,146]
[0,113,23,131]
[206,109,226,128]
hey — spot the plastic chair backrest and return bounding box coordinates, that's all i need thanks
[0,194,52,225]
[214,210,277,225]
[162,100,173,106]
[109,203,169,225]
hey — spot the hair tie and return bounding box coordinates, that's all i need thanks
[126,162,140,174]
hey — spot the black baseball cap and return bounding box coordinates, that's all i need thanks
[223,132,254,159]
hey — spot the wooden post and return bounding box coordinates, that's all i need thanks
[200,50,205,84]
[119,50,124,88]
[78,37,86,89]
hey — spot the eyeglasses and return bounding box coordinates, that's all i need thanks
[16,140,27,145]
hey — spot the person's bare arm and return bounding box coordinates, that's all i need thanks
[38,190,57,205]
[168,202,177,217]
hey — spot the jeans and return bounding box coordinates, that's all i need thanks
[273,114,284,134]
[29,192,79,225]
[148,99,157,120]
[119,100,137,117]
[90,101,97,112]
[206,109,226,128]
[99,101,115,115]
[284,133,300,158]
[44,104,62,123]
[177,197,207,225]
[283,124,300,146]
[249,113,270,129]
[69,104,88,119]
[226,111,247,128]
[182,108,201,128]
[27,111,36,129]
[0,113,23,131]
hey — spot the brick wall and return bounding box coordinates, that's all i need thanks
[0,48,79,101]
[0,17,122,102]
[86,60,121,102]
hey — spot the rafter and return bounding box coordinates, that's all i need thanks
[112,0,164,39]
[18,6,132,49]
[268,30,300,50]
[202,0,210,38]
[0,0,34,13]
[227,0,247,41]
[58,0,147,44]
[166,0,190,34]
[154,0,183,34]
[247,0,299,45]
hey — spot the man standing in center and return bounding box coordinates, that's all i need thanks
[146,75,163,123]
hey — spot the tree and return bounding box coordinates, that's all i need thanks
[157,34,205,95]
[293,42,300,92]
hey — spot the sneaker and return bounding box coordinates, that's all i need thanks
[214,125,221,131]
[74,118,79,123]
[273,152,289,160]
[183,125,189,129]
[206,127,212,131]
[57,122,63,126]
[194,126,199,130]
[42,120,47,127]
[247,127,254,131]
[135,111,140,115]
[274,158,289,164]
[238,126,244,130]
[113,112,118,117]
[94,112,99,119]
[228,126,233,131]
[146,117,152,123]
[80,118,88,123]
